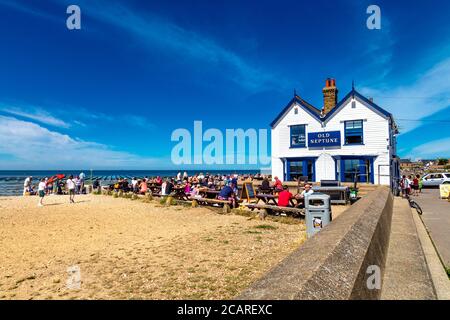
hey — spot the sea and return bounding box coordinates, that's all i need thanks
[0,170,267,196]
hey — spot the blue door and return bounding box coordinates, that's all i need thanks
[340,157,374,183]
[286,158,316,182]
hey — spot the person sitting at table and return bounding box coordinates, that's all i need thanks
[131,177,138,193]
[218,183,237,208]
[294,184,314,208]
[184,180,191,194]
[190,184,201,199]
[114,180,121,192]
[93,179,100,192]
[259,177,271,193]
[139,179,148,195]
[273,176,283,192]
[165,178,175,195]
[161,179,167,195]
[278,185,293,207]
[121,179,130,192]
[155,176,162,185]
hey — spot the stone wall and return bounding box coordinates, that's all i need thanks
[237,186,393,300]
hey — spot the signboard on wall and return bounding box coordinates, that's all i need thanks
[308,131,341,147]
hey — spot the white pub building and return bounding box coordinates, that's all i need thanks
[271,79,400,187]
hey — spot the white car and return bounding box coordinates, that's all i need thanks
[421,173,450,187]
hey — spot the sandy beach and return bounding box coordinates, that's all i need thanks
[0,194,318,300]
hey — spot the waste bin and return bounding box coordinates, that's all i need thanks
[305,193,332,238]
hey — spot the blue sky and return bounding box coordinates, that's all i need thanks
[0,0,449,169]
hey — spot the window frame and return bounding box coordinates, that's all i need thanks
[290,124,307,148]
[344,120,364,145]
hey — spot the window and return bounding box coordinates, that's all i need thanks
[287,159,315,181]
[343,159,360,182]
[341,158,372,183]
[289,161,303,181]
[345,120,363,145]
[290,125,306,148]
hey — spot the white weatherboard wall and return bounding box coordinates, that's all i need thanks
[271,95,393,185]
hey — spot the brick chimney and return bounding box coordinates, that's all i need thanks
[322,78,338,115]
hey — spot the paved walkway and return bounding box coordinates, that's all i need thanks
[413,189,450,268]
[381,198,436,299]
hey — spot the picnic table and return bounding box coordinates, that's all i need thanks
[255,194,299,207]
[191,197,236,214]
[256,194,278,205]
[172,186,190,201]
[312,186,349,204]
[149,185,162,196]
[199,188,220,199]
[257,186,275,195]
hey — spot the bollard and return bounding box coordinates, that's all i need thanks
[223,204,231,214]
[259,209,268,221]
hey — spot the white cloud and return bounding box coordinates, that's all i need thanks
[0,105,70,128]
[0,116,164,169]
[360,57,450,134]
[406,137,450,160]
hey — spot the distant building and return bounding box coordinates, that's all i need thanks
[400,159,417,170]
[271,78,400,187]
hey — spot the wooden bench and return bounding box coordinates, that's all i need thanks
[192,197,234,213]
[244,203,305,219]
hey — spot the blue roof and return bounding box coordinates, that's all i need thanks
[270,88,392,128]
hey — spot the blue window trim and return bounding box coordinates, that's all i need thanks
[290,124,307,148]
[344,120,364,145]
[285,157,317,182]
[333,156,375,183]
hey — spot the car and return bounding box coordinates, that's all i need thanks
[421,173,450,187]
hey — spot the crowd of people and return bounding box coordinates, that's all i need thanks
[24,173,86,207]
[24,171,314,210]
[399,174,422,198]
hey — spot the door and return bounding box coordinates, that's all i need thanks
[432,174,444,186]
[288,161,303,181]
[341,158,373,183]
[287,159,316,182]
[343,159,360,182]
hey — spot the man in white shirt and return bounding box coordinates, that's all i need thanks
[131,177,138,192]
[295,184,314,208]
[38,178,46,207]
[66,175,76,203]
[79,172,86,193]
[300,184,314,198]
